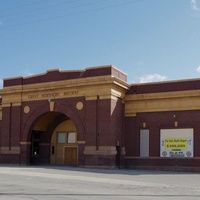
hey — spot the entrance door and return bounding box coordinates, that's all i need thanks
[30,130,47,164]
[50,120,78,165]
[65,147,77,165]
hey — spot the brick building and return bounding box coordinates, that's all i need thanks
[0,65,200,171]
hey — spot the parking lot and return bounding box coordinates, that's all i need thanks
[0,165,200,200]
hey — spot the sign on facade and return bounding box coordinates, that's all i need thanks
[160,129,193,158]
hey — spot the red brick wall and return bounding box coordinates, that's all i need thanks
[124,110,200,169]
[110,98,124,146]
[124,116,138,156]
[97,99,113,146]
[4,66,127,87]
[84,98,124,148]
[1,107,11,147]
[1,95,124,167]
[84,99,98,146]
[128,79,200,94]
[10,106,21,146]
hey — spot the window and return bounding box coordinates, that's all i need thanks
[57,132,77,144]
[68,132,76,143]
[57,133,66,144]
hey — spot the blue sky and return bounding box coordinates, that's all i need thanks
[0,0,200,88]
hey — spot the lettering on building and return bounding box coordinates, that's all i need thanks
[27,91,79,100]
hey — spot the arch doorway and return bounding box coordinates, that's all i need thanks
[30,111,78,166]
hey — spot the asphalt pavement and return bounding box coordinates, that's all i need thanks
[0,165,200,200]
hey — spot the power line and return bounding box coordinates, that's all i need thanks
[35,0,146,23]
[0,0,146,31]
[0,0,49,12]
[0,0,80,19]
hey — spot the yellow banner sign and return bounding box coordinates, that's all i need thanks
[164,138,188,150]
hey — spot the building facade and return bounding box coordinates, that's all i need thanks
[0,65,200,171]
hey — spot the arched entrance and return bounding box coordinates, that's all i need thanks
[30,111,78,165]
[21,101,86,166]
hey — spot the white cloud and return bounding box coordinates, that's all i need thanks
[196,66,200,72]
[22,68,34,77]
[191,0,200,11]
[137,73,167,83]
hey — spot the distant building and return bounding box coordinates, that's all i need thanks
[0,65,200,171]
